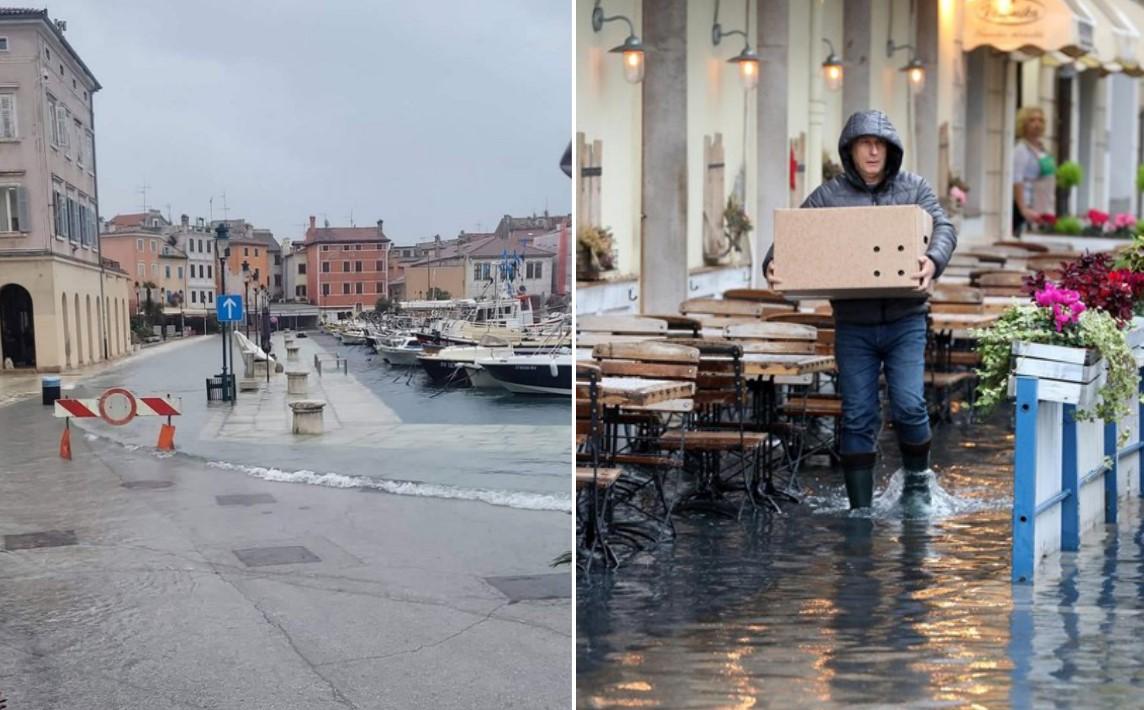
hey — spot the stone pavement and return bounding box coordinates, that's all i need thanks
[0,395,571,709]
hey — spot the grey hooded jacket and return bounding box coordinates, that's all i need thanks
[763,110,957,325]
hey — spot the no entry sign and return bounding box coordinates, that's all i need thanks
[98,387,137,426]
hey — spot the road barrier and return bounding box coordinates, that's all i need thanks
[53,388,182,458]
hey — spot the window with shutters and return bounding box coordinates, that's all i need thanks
[47,95,59,147]
[191,291,197,304]
[322,262,330,273]
[0,94,16,139]
[66,194,78,243]
[375,260,383,271]
[59,107,71,158]
[74,119,84,165]
[343,283,350,295]
[376,282,383,293]
[152,264,158,277]
[53,183,66,239]
[84,131,94,174]
[137,263,145,277]
[178,267,183,279]
[165,265,171,279]
[0,185,28,232]
[473,264,481,280]
[298,263,306,274]
[355,261,362,272]
[343,261,350,272]
[322,284,330,296]
[0,38,8,52]
[137,238,143,250]
[355,282,363,294]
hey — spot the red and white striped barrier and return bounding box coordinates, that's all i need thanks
[54,388,182,458]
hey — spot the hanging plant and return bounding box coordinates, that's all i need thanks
[722,195,753,255]
[577,226,615,281]
[1057,161,1084,190]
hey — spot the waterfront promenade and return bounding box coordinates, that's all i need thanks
[0,335,571,709]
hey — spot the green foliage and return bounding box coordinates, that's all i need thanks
[1137,164,1144,194]
[974,306,1139,429]
[374,295,397,314]
[1054,215,1083,235]
[722,195,753,252]
[1057,161,1084,190]
[1138,219,1144,237]
[1115,233,1144,272]
[427,287,451,300]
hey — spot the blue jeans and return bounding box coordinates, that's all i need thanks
[835,313,931,455]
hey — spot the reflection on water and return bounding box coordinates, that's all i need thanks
[577,414,1144,707]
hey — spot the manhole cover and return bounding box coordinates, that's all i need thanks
[216,494,277,506]
[4,530,78,551]
[122,481,174,490]
[233,545,321,567]
[484,573,570,602]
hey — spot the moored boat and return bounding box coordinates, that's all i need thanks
[475,353,572,396]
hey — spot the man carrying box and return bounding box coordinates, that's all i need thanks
[763,110,957,512]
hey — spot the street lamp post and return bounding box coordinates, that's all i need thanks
[241,260,251,337]
[215,222,232,401]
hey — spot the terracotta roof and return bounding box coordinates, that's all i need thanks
[108,213,149,228]
[304,226,390,245]
[462,233,557,259]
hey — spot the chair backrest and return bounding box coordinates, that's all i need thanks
[668,339,745,411]
[992,240,1049,253]
[640,314,703,338]
[722,288,791,305]
[575,362,604,445]
[723,321,818,355]
[591,341,700,412]
[679,297,766,318]
[972,270,1027,288]
[576,315,668,349]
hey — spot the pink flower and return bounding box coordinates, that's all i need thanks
[949,186,967,207]
[1113,212,1136,230]
[1087,209,1110,228]
[1034,283,1086,331]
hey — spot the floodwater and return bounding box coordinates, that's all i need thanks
[577,414,1144,708]
[73,332,570,510]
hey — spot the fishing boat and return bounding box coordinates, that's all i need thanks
[460,362,506,390]
[339,325,369,345]
[475,352,572,396]
[417,336,517,387]
[377,335,423,366]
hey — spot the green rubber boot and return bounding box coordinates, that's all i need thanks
[900,438,932,514]
[841,452,877,510]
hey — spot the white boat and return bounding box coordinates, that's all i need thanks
[378,336,423,366]
[460,362,506,390]
[340,325,368,345]
[475,352,572,396]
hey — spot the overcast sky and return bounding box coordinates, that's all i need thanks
[45,0,570,245]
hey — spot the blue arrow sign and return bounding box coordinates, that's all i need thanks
[216,294,244,322]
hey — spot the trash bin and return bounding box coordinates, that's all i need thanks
[42,375,61,406]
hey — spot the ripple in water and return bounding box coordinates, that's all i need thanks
[806,467,1012,520]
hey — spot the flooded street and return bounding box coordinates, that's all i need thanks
[73,333,570,508]
[577,413,1144,708]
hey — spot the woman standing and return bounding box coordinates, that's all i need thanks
[1012,107,1056,236]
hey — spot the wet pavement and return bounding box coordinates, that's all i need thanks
[577,413,1144,708]
[0,337,572,708]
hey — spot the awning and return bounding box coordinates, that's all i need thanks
[1090,0,1144,76]
[964,0,1096,58]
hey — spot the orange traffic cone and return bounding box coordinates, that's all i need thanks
[157,423,176,451]
[59,421,72,460]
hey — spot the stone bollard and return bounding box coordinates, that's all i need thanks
[253,359,269,378]
[239,378,260,392]
[242,351,255,378]
[290,400,325,435]
[286,370,308,396]
[287,344,300,362]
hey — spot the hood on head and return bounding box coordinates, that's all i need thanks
[838,110,904,189]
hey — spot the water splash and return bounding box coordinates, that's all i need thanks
[808,468,1011,520]
[205,460,572,513]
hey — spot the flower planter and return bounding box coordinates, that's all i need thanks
[1008,341,1104,409]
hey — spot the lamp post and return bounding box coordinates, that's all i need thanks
[241,260,251,337]
[214,222,232,401]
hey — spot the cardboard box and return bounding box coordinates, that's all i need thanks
[772,205,934,299]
